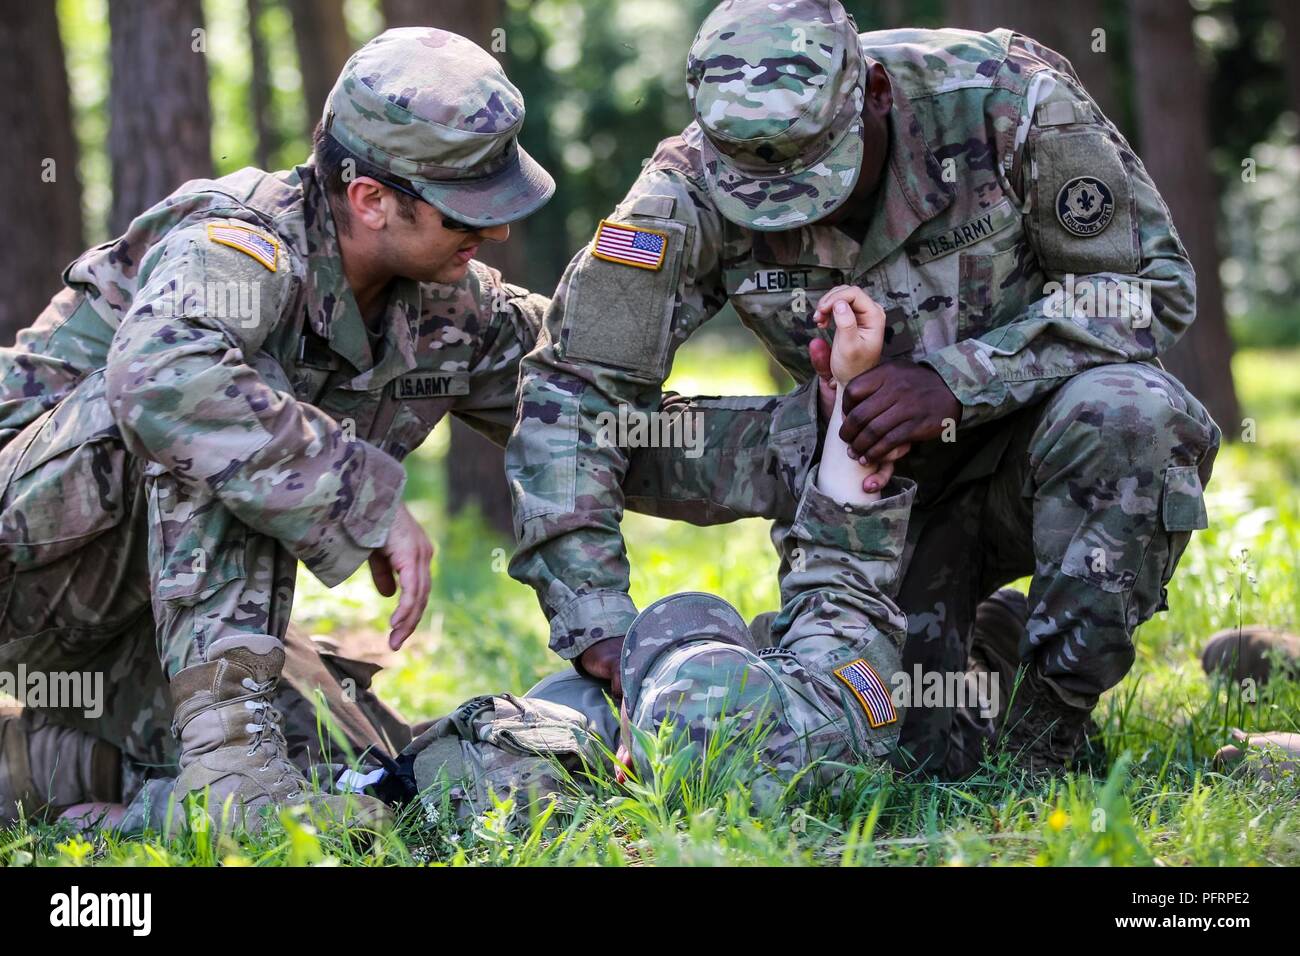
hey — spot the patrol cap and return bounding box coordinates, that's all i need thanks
[323,28,554,227]
[621,592,757,717]
[686,0,866,231]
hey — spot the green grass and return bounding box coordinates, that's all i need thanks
[4,342,1299,867]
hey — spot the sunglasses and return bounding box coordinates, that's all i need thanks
[369,174,479,231]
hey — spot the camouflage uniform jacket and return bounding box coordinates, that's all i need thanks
[0,162,546,586]
[507,27,1194,659]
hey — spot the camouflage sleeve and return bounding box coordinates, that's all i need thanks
[770,472,914,677]
[918,67,1195,429]
[104,221,406,587]
[505,163,728,660]
[449,266,548,448]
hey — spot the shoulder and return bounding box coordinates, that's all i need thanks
[862,27,1044,99]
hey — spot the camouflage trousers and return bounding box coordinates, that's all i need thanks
[891,363,1219,777]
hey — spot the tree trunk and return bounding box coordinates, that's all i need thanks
[0,3,84,344]
[108,0,212,235]
[392,0,517,538]
[285,0,353,136]
[1129,0,1241,431]
[1274,0,1300,131]
[945,0,1118,121]
[247,0,276,170]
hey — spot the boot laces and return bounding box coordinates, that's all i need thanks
[241,677,302,793]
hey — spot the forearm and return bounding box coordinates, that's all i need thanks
[817,399,881,505]
[771,472,914,669]
[506,354,646,659]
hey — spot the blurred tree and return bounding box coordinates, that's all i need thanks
[1129,0,1241,430]
[285,0,353,134]
[0,2,84,344]
[247,0,276,170]
[108,0,212,235]
[1277,0,1300,125]
[381,0,447,29]
[391,0,518,538]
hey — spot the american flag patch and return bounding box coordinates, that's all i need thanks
[206,222,279,272]
[833,659,897,728]
[591,220,668,270]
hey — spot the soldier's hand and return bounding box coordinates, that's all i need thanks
[839,359,961,464]
[579,636,624,699]
[810,337,908,495]
[812,285,886,385]
[371,504,434,650]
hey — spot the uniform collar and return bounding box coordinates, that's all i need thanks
[849,81,954,275]
[299,162,420,390]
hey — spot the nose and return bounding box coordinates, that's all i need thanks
[480,223,510,243]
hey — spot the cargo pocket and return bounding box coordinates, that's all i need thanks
[1158,464,1208,587]
[476,695,594,759]
[145,466,245,604]
[0,375,128,571]
[958,246,1024,340]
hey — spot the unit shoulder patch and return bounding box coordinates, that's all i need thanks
[832,658,898,729]
[591,220,669,271]
[206,222,280,272]
[1055,176,1115,238]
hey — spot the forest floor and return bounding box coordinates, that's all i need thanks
[4,344,1298,867]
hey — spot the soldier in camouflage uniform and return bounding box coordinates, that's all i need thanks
[404,453,912,821]
[0,26,573,830]
[506,0,1221,779]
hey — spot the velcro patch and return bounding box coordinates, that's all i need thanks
[396,371,469,399]
[591,220,668,270]
[833,658,897,728]
[207,222,279,272]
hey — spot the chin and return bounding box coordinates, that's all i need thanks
[428,259,472,284]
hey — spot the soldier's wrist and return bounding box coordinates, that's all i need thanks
[549,589,638,660]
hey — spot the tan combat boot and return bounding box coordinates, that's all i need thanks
[170,634,390,833]
[0,708,121,825]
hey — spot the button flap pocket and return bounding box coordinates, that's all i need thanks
[1162,464,1208,532]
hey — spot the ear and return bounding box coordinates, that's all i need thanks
[345,176,389,231]
[864,61,893,117]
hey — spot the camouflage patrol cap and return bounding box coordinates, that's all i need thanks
[686,0,865,231]
[323,27,554,227]
[621,592,759,717]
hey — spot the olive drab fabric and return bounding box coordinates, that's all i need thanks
[506,13,1219,775]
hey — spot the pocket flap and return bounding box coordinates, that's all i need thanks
[479,695,592,756]
[1162,464,1208,532]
